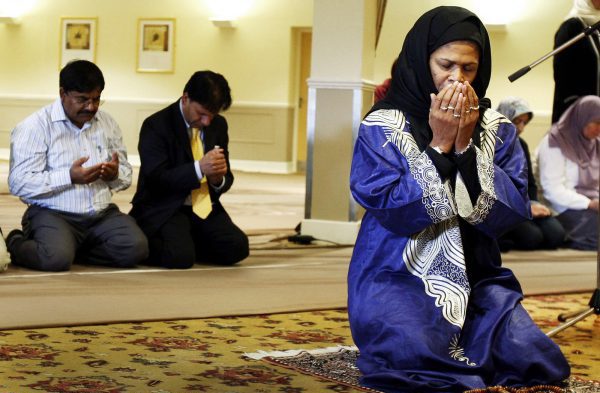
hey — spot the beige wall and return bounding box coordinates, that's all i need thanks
[0,0,312,171]
[0,0,573,169]
[0,0,313,101]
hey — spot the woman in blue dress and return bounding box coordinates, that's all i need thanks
[348,6,570,392]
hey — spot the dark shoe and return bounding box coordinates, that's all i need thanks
[6,229,24,255]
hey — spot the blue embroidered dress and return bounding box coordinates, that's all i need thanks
[348,108,570,392]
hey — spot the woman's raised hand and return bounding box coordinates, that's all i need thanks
[455,81,479,153]
[429,81,463,154]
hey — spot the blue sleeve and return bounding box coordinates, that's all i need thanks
[350,120,457,237]
[456,120,531,238]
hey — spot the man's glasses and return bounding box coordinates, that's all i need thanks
[68,92,104,107]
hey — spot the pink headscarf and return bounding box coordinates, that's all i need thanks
[549,95,600,199]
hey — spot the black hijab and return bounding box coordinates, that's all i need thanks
[371,6,492,150]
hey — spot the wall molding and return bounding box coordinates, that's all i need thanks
[0,150,293,174]
[0,97,297,174]
[230,159,294,174]
[0,94,294,109]
[307,78,377,91]
[301,218,360,245]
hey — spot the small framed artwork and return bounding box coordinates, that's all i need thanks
[137,18,175,73]
[59,17,97,69]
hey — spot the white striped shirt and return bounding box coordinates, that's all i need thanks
[8,98,132,214]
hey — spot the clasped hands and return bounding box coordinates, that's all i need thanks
[429,81,479,155]
[531,202,551,219]
[200,146,227,186]
[70,152,119,184]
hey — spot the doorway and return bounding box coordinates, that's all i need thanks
[295,30,312,172]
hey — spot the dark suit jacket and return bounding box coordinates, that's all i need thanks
[130,100,234,238]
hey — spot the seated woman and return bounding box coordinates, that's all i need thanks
[348,6,570,393]
[496,97,565,251]
[537,95,600,251]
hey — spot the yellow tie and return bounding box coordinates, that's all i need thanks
[190,127,212,219]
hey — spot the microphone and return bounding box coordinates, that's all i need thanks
[508,66,531,83]
[509,20,600,82]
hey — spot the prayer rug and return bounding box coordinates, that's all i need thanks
[250,346,600,393]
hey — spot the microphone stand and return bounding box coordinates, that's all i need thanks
[546,252,600,337]
[508,20,600,82]
[508,20,600,337]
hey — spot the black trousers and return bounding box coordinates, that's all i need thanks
[145,203,249,269]
[557,209,598,251]
[498,215,565,251]
[12,204,149,271]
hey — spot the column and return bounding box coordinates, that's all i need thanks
[301,0,377,244]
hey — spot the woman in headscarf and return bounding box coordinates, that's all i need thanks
[537,95,600,250]
[348,6,570,392]
[496,97,565,251]
[552,0,600,123]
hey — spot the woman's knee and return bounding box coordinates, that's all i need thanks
[512,224,544,250]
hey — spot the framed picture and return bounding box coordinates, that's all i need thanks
[137,18,175,73]
[59,17,97,69]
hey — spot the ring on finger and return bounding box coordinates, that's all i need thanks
[465,109,471,114]
[440,106,448,111]
[469,105,479,110]
[453,113,461,118]
[447,105,455,110]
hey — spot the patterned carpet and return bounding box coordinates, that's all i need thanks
[0,293,597,392]
[261,349,600,393]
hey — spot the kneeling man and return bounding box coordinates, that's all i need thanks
[129,70,249,269]
[7,60,149,271]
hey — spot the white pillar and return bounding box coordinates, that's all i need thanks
[302,0,377,245]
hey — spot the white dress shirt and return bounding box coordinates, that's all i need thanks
[536,134,591,214]
[8,98,132,214]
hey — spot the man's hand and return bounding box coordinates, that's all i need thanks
[589,199,599,211]
[100,152,119,181]
[200,147,227,186]
[70,156,102,184]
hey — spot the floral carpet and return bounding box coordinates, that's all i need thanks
[261,348,600,393]
[0,293,597,393]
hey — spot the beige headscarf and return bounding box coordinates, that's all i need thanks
[566,0,600,24]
